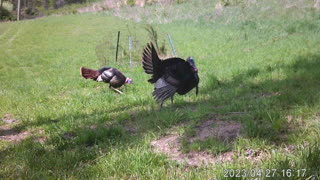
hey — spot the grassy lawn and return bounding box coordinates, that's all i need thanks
[1,0,320,179]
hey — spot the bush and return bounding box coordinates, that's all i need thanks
[25,7,39,16]
[126,0,135,7]
[0,7,12,20]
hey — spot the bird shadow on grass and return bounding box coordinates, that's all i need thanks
[1,53,320,178]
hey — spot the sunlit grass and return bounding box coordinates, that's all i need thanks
[1,0,320,179]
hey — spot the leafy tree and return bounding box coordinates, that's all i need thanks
[0,0,8,8]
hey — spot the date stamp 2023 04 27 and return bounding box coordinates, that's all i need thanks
[224,168,307,178]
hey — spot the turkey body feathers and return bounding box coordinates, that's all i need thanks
[142,42,199,105]
[160,58,199,95]
[80,66,127,88]
[108,69,127,88]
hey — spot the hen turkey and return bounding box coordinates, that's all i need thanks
[80,66,132,94]
[142,42,199,107]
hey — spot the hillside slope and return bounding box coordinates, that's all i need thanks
[1,0,320,179]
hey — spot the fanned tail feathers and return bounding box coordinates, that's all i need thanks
[142,42,162,83]
[80,67,100,80]
[152,85,177,104]
[142,45,153,74]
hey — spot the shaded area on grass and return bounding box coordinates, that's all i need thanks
[1,53,320,178]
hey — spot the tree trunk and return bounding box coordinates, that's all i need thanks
[11,0,17,10]
[42,0,48,9]
[0,0,4,8]
[54,0,65,9]
[23,0,27,9]
[17,0,20,20]
[315,0,320,9]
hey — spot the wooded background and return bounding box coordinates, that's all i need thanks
[1,0,90,10]
[0,0,98,20]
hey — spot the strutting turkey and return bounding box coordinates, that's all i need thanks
[142,42,199,107]
[80,66,132,94]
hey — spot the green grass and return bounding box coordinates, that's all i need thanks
[181,138,232,155]
[1,0,320,179]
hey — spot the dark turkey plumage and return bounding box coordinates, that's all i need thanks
[80,66,132,93]
[142,42,199,107]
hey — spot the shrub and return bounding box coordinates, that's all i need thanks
[25,7,39,16]
[0,7,12,20]
[127,0,135,7]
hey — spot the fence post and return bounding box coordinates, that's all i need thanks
[167,34,177,57]
[116,31,120,62]
[129,36,133,67]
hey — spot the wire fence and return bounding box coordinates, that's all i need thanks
[94,26,177,68]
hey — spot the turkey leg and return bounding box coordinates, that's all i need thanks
[110,87,124,94]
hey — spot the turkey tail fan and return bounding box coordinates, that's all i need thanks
[152,85,177,105]
[80,67,100,80]
[142,42,162,83]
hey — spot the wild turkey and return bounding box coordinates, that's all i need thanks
[80,66,132,94]
[142,42,199,107]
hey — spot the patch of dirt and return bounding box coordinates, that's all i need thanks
[150,120,243,166]
[1,113,45,144]
[1,113,30,142]
[191,120,242,143]
[283,144,295,153]
[251,92,281,100]
[243,149,268,162]
[62,132,77,140]
[259,92,281,98]
[0,125,31,143]
[89,124,98,130]
[123,123,138,134]
[2,113,19,124]
[32,129,47,144]
[151,134,233,166]
[33,136,48,144]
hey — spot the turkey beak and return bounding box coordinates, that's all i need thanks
[194,67,198,72]
[126,78,133,84]
[192,65,198,72]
